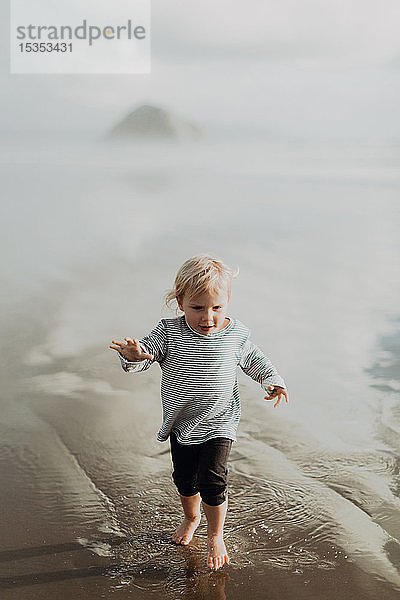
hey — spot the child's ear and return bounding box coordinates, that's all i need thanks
[177,296,183,311]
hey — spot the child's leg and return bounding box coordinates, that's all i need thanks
[173,492,202,545]
[197,438,232,570]
[169,432,202,545]
[202,495,229,570]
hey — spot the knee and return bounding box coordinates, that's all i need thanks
[198,468,228,506]
[201,488,227,506]
[172,470,198,497]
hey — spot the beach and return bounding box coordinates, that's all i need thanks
[1,137,400,599]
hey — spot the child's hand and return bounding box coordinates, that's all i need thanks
[264,385,288,408]
[109,337,154,362]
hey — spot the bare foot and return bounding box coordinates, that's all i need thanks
[207,534,230,570]
[172,515,201,545]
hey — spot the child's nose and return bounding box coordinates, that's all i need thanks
[202,309,214,322]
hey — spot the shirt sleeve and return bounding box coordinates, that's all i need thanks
[118,320,167,373]
[238,338,286,391]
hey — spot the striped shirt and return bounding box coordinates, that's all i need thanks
[119,315,285,445]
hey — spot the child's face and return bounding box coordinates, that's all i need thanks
[178,288,230,335]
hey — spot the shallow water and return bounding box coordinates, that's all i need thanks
[0,137,400,598]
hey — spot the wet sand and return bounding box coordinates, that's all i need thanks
[1,138,400,599]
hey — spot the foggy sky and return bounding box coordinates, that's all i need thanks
[1,0,400,139]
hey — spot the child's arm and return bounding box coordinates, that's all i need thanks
[109,320,167,373]
[239,339,288,408]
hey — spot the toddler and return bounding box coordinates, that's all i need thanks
[109,254,287,570]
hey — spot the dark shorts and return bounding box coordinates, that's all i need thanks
[169,431,233,506]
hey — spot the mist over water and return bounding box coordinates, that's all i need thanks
[1,136,400,598]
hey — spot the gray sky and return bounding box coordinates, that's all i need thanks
[2,0,400,139]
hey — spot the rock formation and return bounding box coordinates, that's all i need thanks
[108,105,202,140]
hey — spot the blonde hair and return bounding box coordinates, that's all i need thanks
[165,254,237,310]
